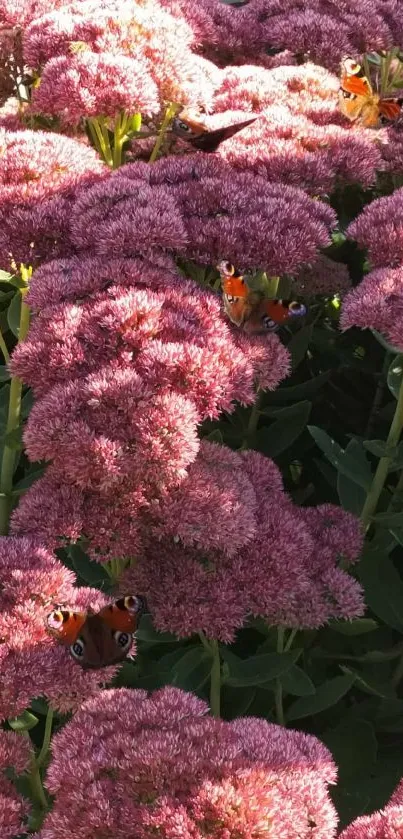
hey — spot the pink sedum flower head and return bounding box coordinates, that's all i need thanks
[0,536,120,720]
[23,366,200,492]
[37,686,338,839]
[0,730,32,838]
[341,266,403,351]
[339,776,403,838]
[347,188,403,269]
[295,255,351,296]
[31,51,160,124]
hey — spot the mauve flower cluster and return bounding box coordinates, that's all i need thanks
[0,127,106,270]
[106,444,365,642]
[35,686,339,839]
[164,0,403,72]
[0,730,32,838]
[341,188,403,348]
[339,776,403,838]
[0,536,121,720]
[22,0,221,122]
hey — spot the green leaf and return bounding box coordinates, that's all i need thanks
[8,710,39,732]
[21,388,34,419]
[0,366,10,382]
[340,666,395,699]
[7,291,21,338]
[12,467,45,494]
[221,649,301,687]
[322,718,377,781]
[373,511,403,527]
[308,426,372,489]
[337,439,370,514]
[288,324,313,369]
[3,427,23,450]
[0,270,12,280]
[265,372,330,404]
[286,673,356,721]
[170,646,212,692]
[256,401,311,458]
[278,664,316,696]
[204,429,223,444]
[363,439,398,459]
[329,618,378,636]
[135,614,178,644]
[68,544,111,587]
[358,549,403,633]
[372,330,401,354]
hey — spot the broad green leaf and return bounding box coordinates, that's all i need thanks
[309,426,372,489]
[278,664,315,696]
[373,511,403,527]
[340,666,395,699]
[222,648,301,687]
[3,427,23,450]
[289,324,313,369]
[323,718,377,781]
[358,549,403,633]
[329,618,378,636]
[363,439,398,459]
[0,366,10,382]
[7,291,21,338]
[135,614,178,644]
[0,270,12,280]
[170,646,212,692]
[8,710,39,732]
[337,439,370,514]
[256,401,311,458]
[390,528,403,547]
[68,544,111,587]
[286,673,356,721]
[372,329,401,354]
[204,429,223,444]
[266,371,330,404]
[12,467,45,494]
[21,388,34,419]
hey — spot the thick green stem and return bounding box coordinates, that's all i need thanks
[149,102,177,163]
[361,371,403,530]
[274,626,285,726]
[209,638,221,718]
[0,290,30,535]
[0,328,10,364]
[112,111,127,169]
[87,117,113,166]
[240,389,262,450]
[36,707,54,769]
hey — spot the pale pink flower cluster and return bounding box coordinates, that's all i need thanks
[36,686,339,839]
[339,776,403,838]
[0,127,106,270]
[22,0,221,121]
[0,536,121,720]
[165,0,403,72]
[109,444,365,642]
[0,730,32,838]
[341,188,403,348]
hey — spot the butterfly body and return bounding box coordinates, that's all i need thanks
[172,112,257,152]
[218,261,306,334]
[46,595,145,669]
[339,58,402,127]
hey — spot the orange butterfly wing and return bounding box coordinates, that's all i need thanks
[46,609,87,645]
[264,300,290,325]
[379,99,402,120]
[98,596,143,633]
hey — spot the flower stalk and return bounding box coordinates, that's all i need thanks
[274,626,285,726]
[149,101,177,163]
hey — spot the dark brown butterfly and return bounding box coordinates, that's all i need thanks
[46,595,146,669]
[171,111,257,152]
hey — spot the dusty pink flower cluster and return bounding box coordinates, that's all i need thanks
[164,0,403,72]
[0,127,106,270]
[341,188,403,348]
[339,777,403,838]
[35,686,339,839]
[0,729,32,838]
[0,536,120,721]
[113,444,365,641]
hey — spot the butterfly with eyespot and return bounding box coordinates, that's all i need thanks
[339,57,403,128]
[218,261,306,334]
[171,111,257,152]
[46,595,146,669]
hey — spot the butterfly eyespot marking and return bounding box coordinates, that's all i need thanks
[344,59,361,74]
[70,638,85,659]
[47,610,65,630]
[114,630,132,650]
[122,595,145,614]
[289,301,307,316]
[217,260,235,276]
[177,120,192,132]
[262,315,278,331]
[340,89,356,100]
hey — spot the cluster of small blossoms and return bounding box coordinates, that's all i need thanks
[0,536,120,721]
[0,729,32,838]
[34,686,339,839]
[341,188,403,349]
[339,777,403,838]
[163,0,403,72]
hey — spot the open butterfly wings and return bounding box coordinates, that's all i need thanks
[339,58,402,127]
[218,262,306,334]
[46,596,145,669]
[171,114,257,152]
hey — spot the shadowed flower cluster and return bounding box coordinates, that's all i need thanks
[0,730,32,838]
[339,775,403,838]
[0,536,121,720]
[35,686,339,839]
[341,188,403,348]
